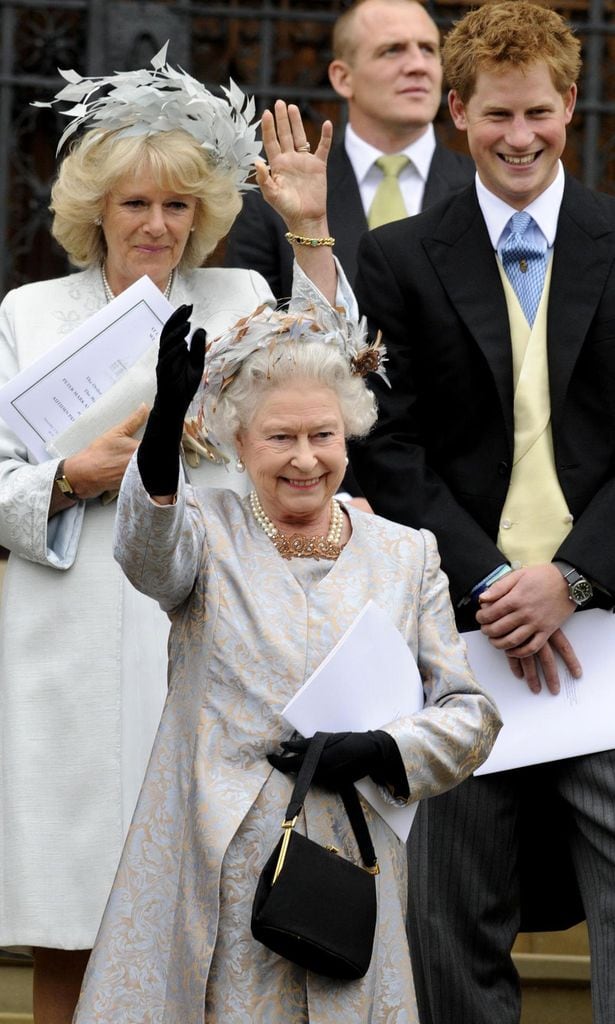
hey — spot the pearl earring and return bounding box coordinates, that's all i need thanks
[94,216,102,226]
[236,457,245,473]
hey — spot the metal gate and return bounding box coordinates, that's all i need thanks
[1,0,614,297]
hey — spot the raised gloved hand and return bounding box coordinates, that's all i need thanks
[268,730,409,799]
[137,304,206,496]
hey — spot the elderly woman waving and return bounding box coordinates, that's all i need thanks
[74,303,502,1023]
[0,45,354,1023]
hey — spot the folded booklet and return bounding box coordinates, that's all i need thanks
[0,275,173,462]
[283,599,425,842]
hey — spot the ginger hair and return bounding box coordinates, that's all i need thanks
[442,1,581,103]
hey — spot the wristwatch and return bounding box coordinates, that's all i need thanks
[554,561,593,607]
[54,459,79,500]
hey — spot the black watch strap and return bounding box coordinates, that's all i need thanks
[54,459,78,500]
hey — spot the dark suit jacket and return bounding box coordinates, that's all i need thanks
[225,137,475,298]
[351,174,615,932]
[352,175,615,623]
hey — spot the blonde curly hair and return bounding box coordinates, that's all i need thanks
[51,128,242,269]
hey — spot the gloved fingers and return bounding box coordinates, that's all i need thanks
[267,752,303,774]
[157,318,205,364]
[157,329,192,370]
[154,322,205,412]
[282,732,349,755]
[311,733,378,786]
[161,304,193,345]
[280,737,309,754]
[156,308,193,369]
[188,328,207,375]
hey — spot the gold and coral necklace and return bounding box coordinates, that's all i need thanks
[249,490,343,561]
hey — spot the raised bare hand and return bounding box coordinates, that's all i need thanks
[255,100,332,234]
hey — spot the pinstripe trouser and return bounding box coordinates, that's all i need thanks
[407,749,615,1024]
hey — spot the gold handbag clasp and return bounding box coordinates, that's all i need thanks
[272,815,298,884]
[271,817,380,882]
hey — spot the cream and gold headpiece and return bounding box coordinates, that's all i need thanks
[180,299,386,468]
[180,303,388,467]
[201,303,388,403]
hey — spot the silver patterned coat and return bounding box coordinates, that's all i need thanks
[74,457,502,1023]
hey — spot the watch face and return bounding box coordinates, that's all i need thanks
[570,579,593,605]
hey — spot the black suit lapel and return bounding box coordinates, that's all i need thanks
[327,144,367,285]
[548,177,615,429]
[422,142,474,209]
[326,139,473,284]
[422,186,515,449]
[421,178,615,452]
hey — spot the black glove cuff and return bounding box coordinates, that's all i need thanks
[371,730,410,801]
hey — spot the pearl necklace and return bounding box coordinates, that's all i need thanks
[101,263,174,302]
[249,490,344,561]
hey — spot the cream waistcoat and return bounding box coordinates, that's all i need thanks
[496,256,573,565]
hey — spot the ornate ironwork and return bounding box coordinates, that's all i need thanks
[1,0,614,297]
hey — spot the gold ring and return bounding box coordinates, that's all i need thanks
[296,143,311,152]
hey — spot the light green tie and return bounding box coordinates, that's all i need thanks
[368,155,410,229]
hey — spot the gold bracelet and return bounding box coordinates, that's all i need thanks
[284,231,335,248]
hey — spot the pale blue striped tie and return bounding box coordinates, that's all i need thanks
[501,212,547,327]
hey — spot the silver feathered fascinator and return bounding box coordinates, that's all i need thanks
[181,303,388,467]
[32,41,262,191]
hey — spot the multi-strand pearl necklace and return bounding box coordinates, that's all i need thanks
[249,490,344,561]
[101,263,174,303]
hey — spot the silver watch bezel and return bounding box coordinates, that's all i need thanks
[561,566,593,606]
[567,576,593,606]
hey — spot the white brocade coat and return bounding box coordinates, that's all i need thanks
[0,263,332,948]
[74,459,501,1023]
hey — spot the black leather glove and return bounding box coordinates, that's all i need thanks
[137,304,206,496]
[268,730,409,800]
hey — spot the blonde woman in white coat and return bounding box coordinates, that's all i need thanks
[0,49,354,1024]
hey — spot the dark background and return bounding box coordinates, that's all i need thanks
[1,0,614,299]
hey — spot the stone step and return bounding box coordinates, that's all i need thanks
[0,957,591,1023]
[0,964,32,1022]
[521,984,591,1024]
[518,953,591,1024]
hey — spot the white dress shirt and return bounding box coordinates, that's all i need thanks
[475,162,565,258]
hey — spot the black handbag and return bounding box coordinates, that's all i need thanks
[251,731,379,980]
